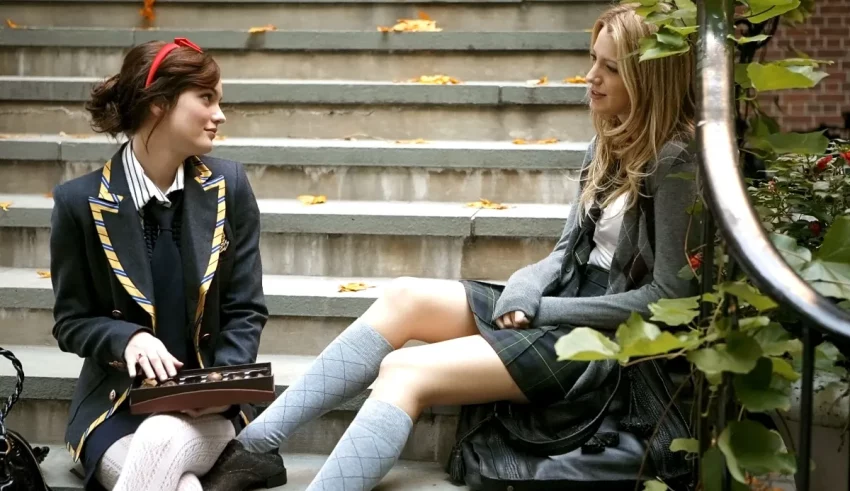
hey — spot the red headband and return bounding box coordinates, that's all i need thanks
[144,37,203,88]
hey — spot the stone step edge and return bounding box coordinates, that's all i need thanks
[0,28,589,52]
[0,344,458,416]
[37,446,458,491]
[0,135,589,170]
[0,194,572,238]
[0,76,588,105]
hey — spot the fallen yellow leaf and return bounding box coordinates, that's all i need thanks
[44,192,53,198]
[564,75,587,84]
[378,18,441,33]
[0,202,11,211]
[36,271,51,279]
[338,282,374,293]
[214,134,227,141]
[6,19,20,29]
[139,0,155,22]
[248,24,276,34]
[512,138,559,145]
[466,199,509,210]
[395,138,429,144]
[408,74,462,85]
[297,195,327,205]
[417,10,433,21]
[530,76,548,86]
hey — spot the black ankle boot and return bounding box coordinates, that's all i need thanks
[201,440,287,491]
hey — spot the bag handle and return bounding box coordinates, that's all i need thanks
[0,347,25,442]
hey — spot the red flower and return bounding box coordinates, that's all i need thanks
[816,155,833,171]
[842,151,850,162]
[809,221,822,237]
[689,252,704,270]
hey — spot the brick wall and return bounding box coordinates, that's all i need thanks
[759,0,849,135]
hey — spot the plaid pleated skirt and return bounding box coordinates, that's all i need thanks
[462,264,610,406]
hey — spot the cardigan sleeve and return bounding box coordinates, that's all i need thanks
[531,140,699,330]
[491,139,596,321]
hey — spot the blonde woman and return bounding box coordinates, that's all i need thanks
[203,4,697,490]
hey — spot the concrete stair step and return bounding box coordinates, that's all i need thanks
[0,345,460,462]
[38,446,463,491]
[2,0,603,32]
[0,77,593,140]
[0,28,593,81]
[0,135,587,203]
[0,195,566,278]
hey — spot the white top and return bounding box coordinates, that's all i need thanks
[121,142,185,215]
[587,193,628,270]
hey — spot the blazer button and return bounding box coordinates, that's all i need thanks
[108,389,116,402]
[111,310,123,319]
[200,333,211,346]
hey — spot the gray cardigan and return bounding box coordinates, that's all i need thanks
[492,138,700,330]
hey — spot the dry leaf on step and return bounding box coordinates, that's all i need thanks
[395,138,429,144]
[512,138,558,145]
[408,75,461,85]
[139,0,155,22]
[5,19,21,29]
[0,202,12,211]
[248,24,276,34]
[564,75,587,84]
[44,192,53,198]
[338,282,374,293]
[417,11,433,21]
[214,134,227,141]
[378,18,441,33]
[527,76,548,86]
[297,195,327,205]
[36,271,51,279]
[466,199,509,210]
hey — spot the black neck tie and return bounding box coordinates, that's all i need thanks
[148,192,190,366]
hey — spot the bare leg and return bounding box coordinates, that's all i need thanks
[238,278,479,452]
[306,336,526,490]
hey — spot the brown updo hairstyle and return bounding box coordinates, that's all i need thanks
[85,41,220,138]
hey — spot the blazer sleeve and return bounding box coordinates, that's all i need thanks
[51,185,149,365]
[212,164,268,367]
[532,141,699,330]
[490,139,595,321]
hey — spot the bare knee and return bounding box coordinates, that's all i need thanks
[371,350,434,414]
[378,277,429,316]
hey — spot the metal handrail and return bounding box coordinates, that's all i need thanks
[696,0,850,339]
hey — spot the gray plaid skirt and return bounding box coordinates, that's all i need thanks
[462,264,610,406]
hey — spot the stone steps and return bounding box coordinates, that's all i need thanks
[0,135,587,203]
[0,77,593,140]
[1,0,603,32]
[0,195,566,278]
[0,345,460,463]
[36,447,461,491]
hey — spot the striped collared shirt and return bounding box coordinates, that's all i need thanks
[122,142,185,215]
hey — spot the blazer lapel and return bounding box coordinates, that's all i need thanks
[88,146,157,328]
[181,156,227,365]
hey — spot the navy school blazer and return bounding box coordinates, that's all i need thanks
[49,145,268,462]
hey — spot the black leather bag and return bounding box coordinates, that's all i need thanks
[446,361,692,491]
[0,347,52,491]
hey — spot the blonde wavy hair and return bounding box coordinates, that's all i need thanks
[581,3,696,212]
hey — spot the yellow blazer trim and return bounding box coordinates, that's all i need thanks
[67,387,130,462]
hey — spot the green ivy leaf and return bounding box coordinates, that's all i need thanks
[677,264,696,280]
[770,233,812,271]
[636,4,660,17]
[665,25,699,36]
[657,27,687,48]
[643,481,668,491]
[645,7,697,25]
[735,64,753,89]
[817,216,850,263]
[667,171,695,180]
[748,131,829,155]
[734,357,791,412]
[688,332,762,376]
[753,323,803,356]
[746,0,801,23]
[721,282,779,312]
[648,296,700,325]
[771,357,801,381]
[718,421,796,481]
[555,327,620,361]
[747,62,828,91]
[615,312,697,360]
[729,33,771,44]
[775,57,833,67]
[674,0,696,10]
[800,260,850,301]
[639,36,690,61]
[738,316,771,331]
[839,300,850,311]
[670,438,699,453]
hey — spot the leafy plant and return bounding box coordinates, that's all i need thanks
[556,0,850,488]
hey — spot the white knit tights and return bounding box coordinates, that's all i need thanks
[95,413,235,491]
